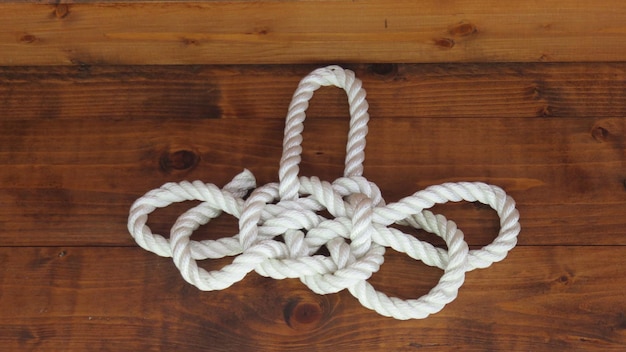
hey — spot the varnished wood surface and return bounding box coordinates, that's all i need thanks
[2,63,626,120]
[1,63,625,350]
[1,115,625,247]
[2,1,626,65]
[1,1,626,349]
[1,64,625,248]
[0,246,624,351]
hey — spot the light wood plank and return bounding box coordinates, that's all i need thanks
[1,117,624,246]
[1,1,626,65]
[0,246,624,351]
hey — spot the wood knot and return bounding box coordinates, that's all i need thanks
[283,299,326,330]
[247,27,270,36]
[591,125,609,142]
[181,37,200,46]
[160,149,200,173]
[19,33,38,44]
[433,38,455,49]
[293,303,322,324]
[554,271,575,287]
[55,4,70,19]
[551,268,576,290]
[449,21,477,37]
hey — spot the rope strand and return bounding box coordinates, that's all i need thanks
[127,65,520,320]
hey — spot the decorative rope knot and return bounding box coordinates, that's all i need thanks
[128,65,521,320]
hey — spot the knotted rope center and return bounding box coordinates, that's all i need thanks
[127,66,521,320]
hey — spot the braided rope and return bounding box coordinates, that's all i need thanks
[127,65,520,320]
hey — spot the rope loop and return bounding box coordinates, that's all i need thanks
[127,65,521,320]
[279,65,369,201]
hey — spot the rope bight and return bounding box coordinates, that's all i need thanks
[127,65,520,320]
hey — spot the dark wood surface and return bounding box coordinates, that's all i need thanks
[1,63,624,351]
[1,246,624,351]
[1,1,625,351]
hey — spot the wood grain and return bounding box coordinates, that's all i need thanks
[0,246,624,351]
[1,62,625,350]
[0,114,624,247]
[1,63,626,121]
[2,1,626,65]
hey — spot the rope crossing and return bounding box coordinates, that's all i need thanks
[127,65,521,320]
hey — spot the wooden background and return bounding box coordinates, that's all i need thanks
[1,1,625,351]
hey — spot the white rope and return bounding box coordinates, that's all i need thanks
[127,65,521,320]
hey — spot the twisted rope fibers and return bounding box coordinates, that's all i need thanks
[127,65,521,320]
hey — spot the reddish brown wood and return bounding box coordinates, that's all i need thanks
[0,115,624,246]
[0,247,624,351]
[1,64,626,121]
[0,53,625,351]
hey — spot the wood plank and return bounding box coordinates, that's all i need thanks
[1,117,624,246]
[1,1,626,65]
[0,246,624,351]
[1,63,626,121]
